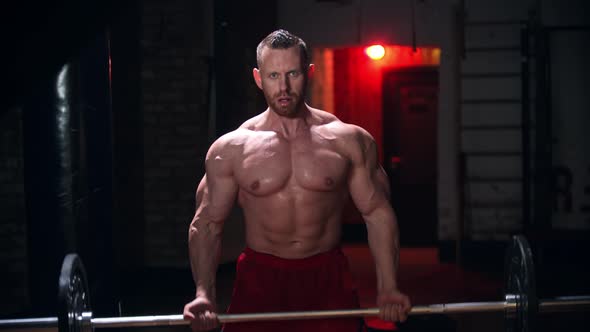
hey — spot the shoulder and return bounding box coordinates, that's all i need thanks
[307,107,370,138]
[205,129,251,176]
[206,129,249,161]
[307,106,340,124]
[320,117,374,148]
[319,120,376,163]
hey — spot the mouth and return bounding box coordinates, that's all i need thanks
[277,96,292,107]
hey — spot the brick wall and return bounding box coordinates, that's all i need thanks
[141,0,211,267]
[139,0,275,267]
[0,107,29,314]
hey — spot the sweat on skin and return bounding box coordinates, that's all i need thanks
[183,35,411,331]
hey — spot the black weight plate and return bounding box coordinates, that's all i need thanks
[58,254,92,332]
[505,235,537,332]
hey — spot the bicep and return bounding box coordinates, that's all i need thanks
[348,137,390,215]
[195,143,239,223]
[197,169,238,223]
[375,166,391,197]
[195,175,207,209]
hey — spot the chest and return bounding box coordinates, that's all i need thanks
[234,133,349,195]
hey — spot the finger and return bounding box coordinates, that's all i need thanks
[197,313,207,331]
[209,311,220,330]
[200,312,209,331]
[395,303,404,322]
[398,304,407,322]
[384,303,395,322]
[183,310,195,320]
[392,302,399,321]
[379,305,386,321]
[205,311,216,330]
[403,298,412,319]
[183,304,192,320]
[211,312,220,326]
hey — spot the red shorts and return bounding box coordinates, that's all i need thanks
[223,247,363,332]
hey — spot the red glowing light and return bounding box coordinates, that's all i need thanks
[365,45,385,60]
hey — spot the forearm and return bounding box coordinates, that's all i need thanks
[364,204,400,292]
[188,217,223,302]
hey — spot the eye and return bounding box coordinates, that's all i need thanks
[288,71,300,77]
[269,72,279,79]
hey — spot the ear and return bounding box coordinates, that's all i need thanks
[307,63,315,80]
[253,68,263,90]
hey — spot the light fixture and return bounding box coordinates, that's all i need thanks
[365,45,385,60]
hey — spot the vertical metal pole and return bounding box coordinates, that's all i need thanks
[521,21,530,230]
[410,0,416,52]
[533,25,552,232]
[453,2,465,266]
[205,0,216,142]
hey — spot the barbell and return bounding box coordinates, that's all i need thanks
[0,235,588,332]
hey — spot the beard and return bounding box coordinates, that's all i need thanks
[265,91,305,118]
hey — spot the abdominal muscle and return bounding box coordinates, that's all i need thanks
[238,187,347,259]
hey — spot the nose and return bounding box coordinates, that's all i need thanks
[279,75,290,93]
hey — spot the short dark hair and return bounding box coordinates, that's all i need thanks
[256,29,309,69]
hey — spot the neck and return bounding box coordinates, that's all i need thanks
[266,104,311,139]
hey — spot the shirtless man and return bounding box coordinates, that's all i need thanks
[183,29,411,332]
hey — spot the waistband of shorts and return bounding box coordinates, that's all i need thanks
[241,246,345,269]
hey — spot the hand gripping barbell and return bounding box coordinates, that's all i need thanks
[0,236,588,332]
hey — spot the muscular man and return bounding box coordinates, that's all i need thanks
[183,29,411,332]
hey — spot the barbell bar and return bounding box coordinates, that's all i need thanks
[3,296,589,330]
[0,236,588,332]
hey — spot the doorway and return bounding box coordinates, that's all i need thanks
[309,46,441,244]
[382,67,438,246]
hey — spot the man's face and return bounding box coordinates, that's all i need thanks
[254,46,308,117]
